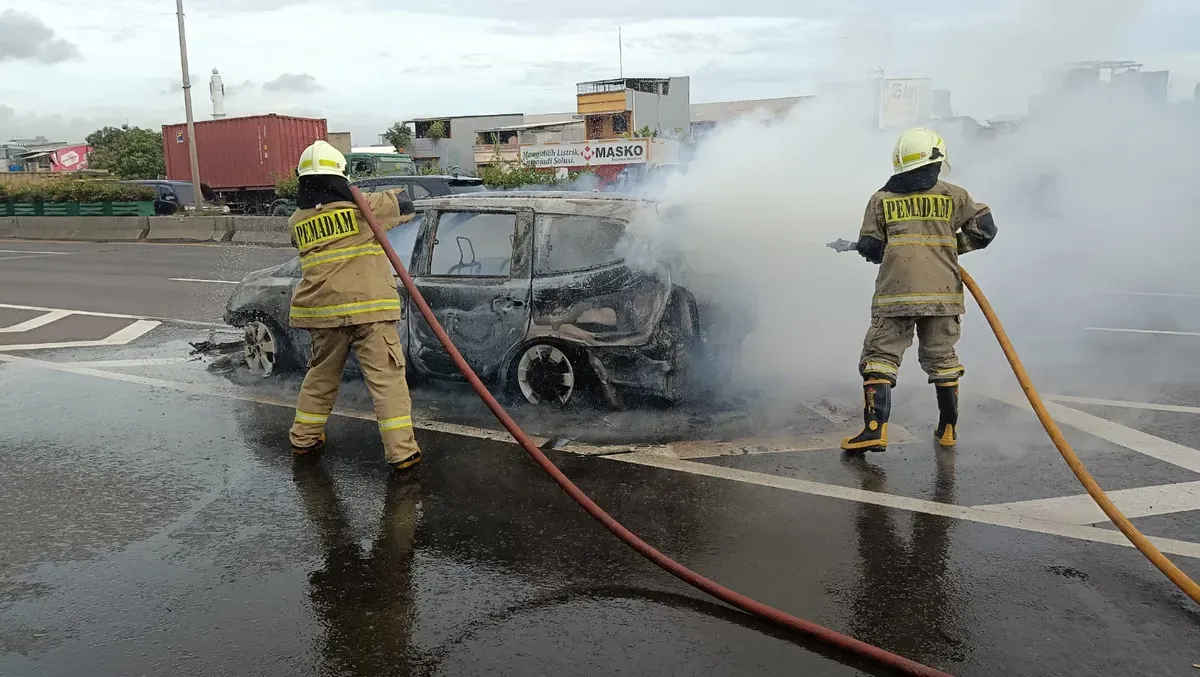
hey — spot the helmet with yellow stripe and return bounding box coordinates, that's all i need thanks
[891,128,948,175]
[297,140,348,178]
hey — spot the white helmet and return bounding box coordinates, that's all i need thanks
[297,140,347,178]
[891,127,948,175]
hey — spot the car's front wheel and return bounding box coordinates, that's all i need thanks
[514,343,579,406]
[243,319,290,377]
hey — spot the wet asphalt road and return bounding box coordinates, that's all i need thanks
[2,239,1200,676]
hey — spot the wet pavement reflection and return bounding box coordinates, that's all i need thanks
[843,451,969,665]
[2,359,1200,677]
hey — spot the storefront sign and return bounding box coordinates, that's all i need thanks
[521,140,648,168]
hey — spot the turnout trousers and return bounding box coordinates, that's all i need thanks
[289,321,421,464]
[858,315,964,385]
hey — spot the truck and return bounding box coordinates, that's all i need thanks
[162,114,327,215]
[345,148,416,177]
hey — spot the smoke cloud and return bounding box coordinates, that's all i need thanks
[624,0,1197,400]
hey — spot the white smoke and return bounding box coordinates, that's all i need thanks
[625,0,1197,396]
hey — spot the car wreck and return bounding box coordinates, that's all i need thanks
[223,192,751,408]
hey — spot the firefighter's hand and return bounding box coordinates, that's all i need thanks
[855,236,884,264]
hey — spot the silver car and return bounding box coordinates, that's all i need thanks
[223,192,752,408]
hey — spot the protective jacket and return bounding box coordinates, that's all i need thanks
[857,168,997,317]
[288,190,412,329]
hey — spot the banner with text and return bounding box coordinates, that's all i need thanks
[521,140,649,168]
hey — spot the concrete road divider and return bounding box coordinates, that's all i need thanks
[0,215,292,246]
[13,216,148,241]
[229,216,292,246]
[146,216,230,243]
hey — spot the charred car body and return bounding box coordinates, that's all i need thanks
[224,192,752,407]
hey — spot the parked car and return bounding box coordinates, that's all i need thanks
[268,174,486,216]
[223,192,752,408]
[125,180,224,215]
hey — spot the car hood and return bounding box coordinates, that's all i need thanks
[241,263,289,284]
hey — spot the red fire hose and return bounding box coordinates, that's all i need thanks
[351,186,953,677]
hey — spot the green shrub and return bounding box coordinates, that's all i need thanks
[10,182,48,202]
[275,175,298,198]
[5,180,155,203]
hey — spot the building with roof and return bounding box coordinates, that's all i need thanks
[474,119,586,167]
[402,113,524,173]
[688,96,811,139]
[575,77,691,140]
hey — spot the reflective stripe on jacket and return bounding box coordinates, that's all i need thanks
[858,180,992,317]
[288,189,411,329]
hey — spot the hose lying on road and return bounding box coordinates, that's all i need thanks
[351,186,953,677]
[960,268,1200,606]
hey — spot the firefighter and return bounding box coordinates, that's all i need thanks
[288,140,422,473]
[842,128,998,453]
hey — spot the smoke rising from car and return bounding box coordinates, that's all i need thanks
[618,0,1200,404]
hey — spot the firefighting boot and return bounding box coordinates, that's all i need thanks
[291,433,326,457]
[935,383,959,448]
[390,450,423,474]
[841,381,891,453]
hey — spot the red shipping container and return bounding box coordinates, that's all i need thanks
[162,114,328,190]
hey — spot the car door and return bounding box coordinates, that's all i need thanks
[407,207,533,381]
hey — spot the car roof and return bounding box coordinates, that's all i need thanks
[412,191,657,219]
[354,175,483,185]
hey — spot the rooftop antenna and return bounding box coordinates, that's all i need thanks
[619,26,623,78]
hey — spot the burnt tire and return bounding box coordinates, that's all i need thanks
[511,343,583,407]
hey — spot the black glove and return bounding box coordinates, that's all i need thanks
[856,236,884,264]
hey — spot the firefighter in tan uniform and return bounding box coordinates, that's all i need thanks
[288,140,422,473]
[842,128,998,453]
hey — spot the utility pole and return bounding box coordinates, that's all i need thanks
[176,0,204,209]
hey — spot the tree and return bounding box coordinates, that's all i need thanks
[426,120,447,143]
[85,125,165,179]
[635,124,660,139]
[381,122,412,152]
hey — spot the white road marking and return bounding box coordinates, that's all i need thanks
[974,481,1200,525]
[1085,327,1200,337]
[0,302,232,329]
[988,392,1200,474]
[2,350,1198,556]
[0,320,160,352]
[60,357,199,368]
[613,452,1200,559]
[0,309,71,333]
[0,249,70,255]
[169,277,240,284]
[0,254,54,262]
[1045,394,1200,416]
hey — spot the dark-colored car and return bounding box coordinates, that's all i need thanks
[126,180,221,215]
[224,192,752,408]
[268,175,486,216]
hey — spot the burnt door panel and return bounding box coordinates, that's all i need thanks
[408,209,533,381]
[529,213,671,347]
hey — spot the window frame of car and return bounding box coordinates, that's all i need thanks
[413,207,533,280]
[533,212,629,277]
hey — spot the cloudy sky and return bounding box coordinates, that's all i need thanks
[1,0,1198,144]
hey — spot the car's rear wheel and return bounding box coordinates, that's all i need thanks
[243,319,287,377]
[515,343,578,406]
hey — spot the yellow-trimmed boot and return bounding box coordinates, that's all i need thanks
[935,382,958,448]
[842,380,891,453]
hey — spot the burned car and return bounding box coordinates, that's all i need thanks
[223,192,752,407]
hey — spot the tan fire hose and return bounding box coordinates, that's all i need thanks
[960,267,1200,605]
